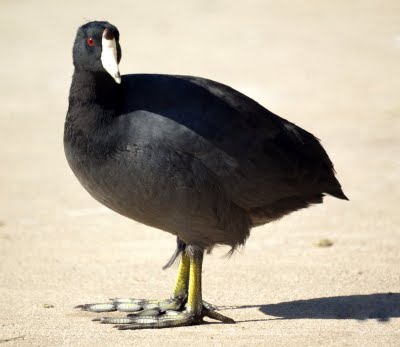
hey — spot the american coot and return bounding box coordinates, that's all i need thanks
[64,21,348,329]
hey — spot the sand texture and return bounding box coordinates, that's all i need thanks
[0,1,399,346]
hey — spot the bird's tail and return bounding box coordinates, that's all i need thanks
[328,188,349,200]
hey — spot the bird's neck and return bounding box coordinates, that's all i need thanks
[66,68,122,131]
[64,68,123,159]
[68,68,121,110]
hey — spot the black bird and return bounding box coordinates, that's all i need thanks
[64,21,348,329]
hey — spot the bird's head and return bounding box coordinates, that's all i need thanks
[73,21,122,83]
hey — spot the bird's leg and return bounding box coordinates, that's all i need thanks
[170,242,217,311]
[186,249,234,324]
[186,247,203,318]
[171,252,190,301]
[94,248,234,329]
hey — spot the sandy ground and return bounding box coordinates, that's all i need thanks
[1,1,399,346]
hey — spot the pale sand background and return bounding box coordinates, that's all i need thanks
[0,1,399,346]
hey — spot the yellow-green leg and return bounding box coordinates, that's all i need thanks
[172,252,217,311]
[172,252,190,300]
[186,248,203,317]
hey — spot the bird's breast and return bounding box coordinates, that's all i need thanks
[64,136,217,233]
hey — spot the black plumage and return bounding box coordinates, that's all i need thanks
[65,21,347,328]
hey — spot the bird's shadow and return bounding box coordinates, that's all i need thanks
[223,293,400,323]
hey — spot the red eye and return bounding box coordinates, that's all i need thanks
[87,38,95,46]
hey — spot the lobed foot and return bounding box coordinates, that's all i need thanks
[76,297,234,329]
[75,248,234,329]
[75,297,184,313]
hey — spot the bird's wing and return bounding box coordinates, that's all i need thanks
[120,74,344,209]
